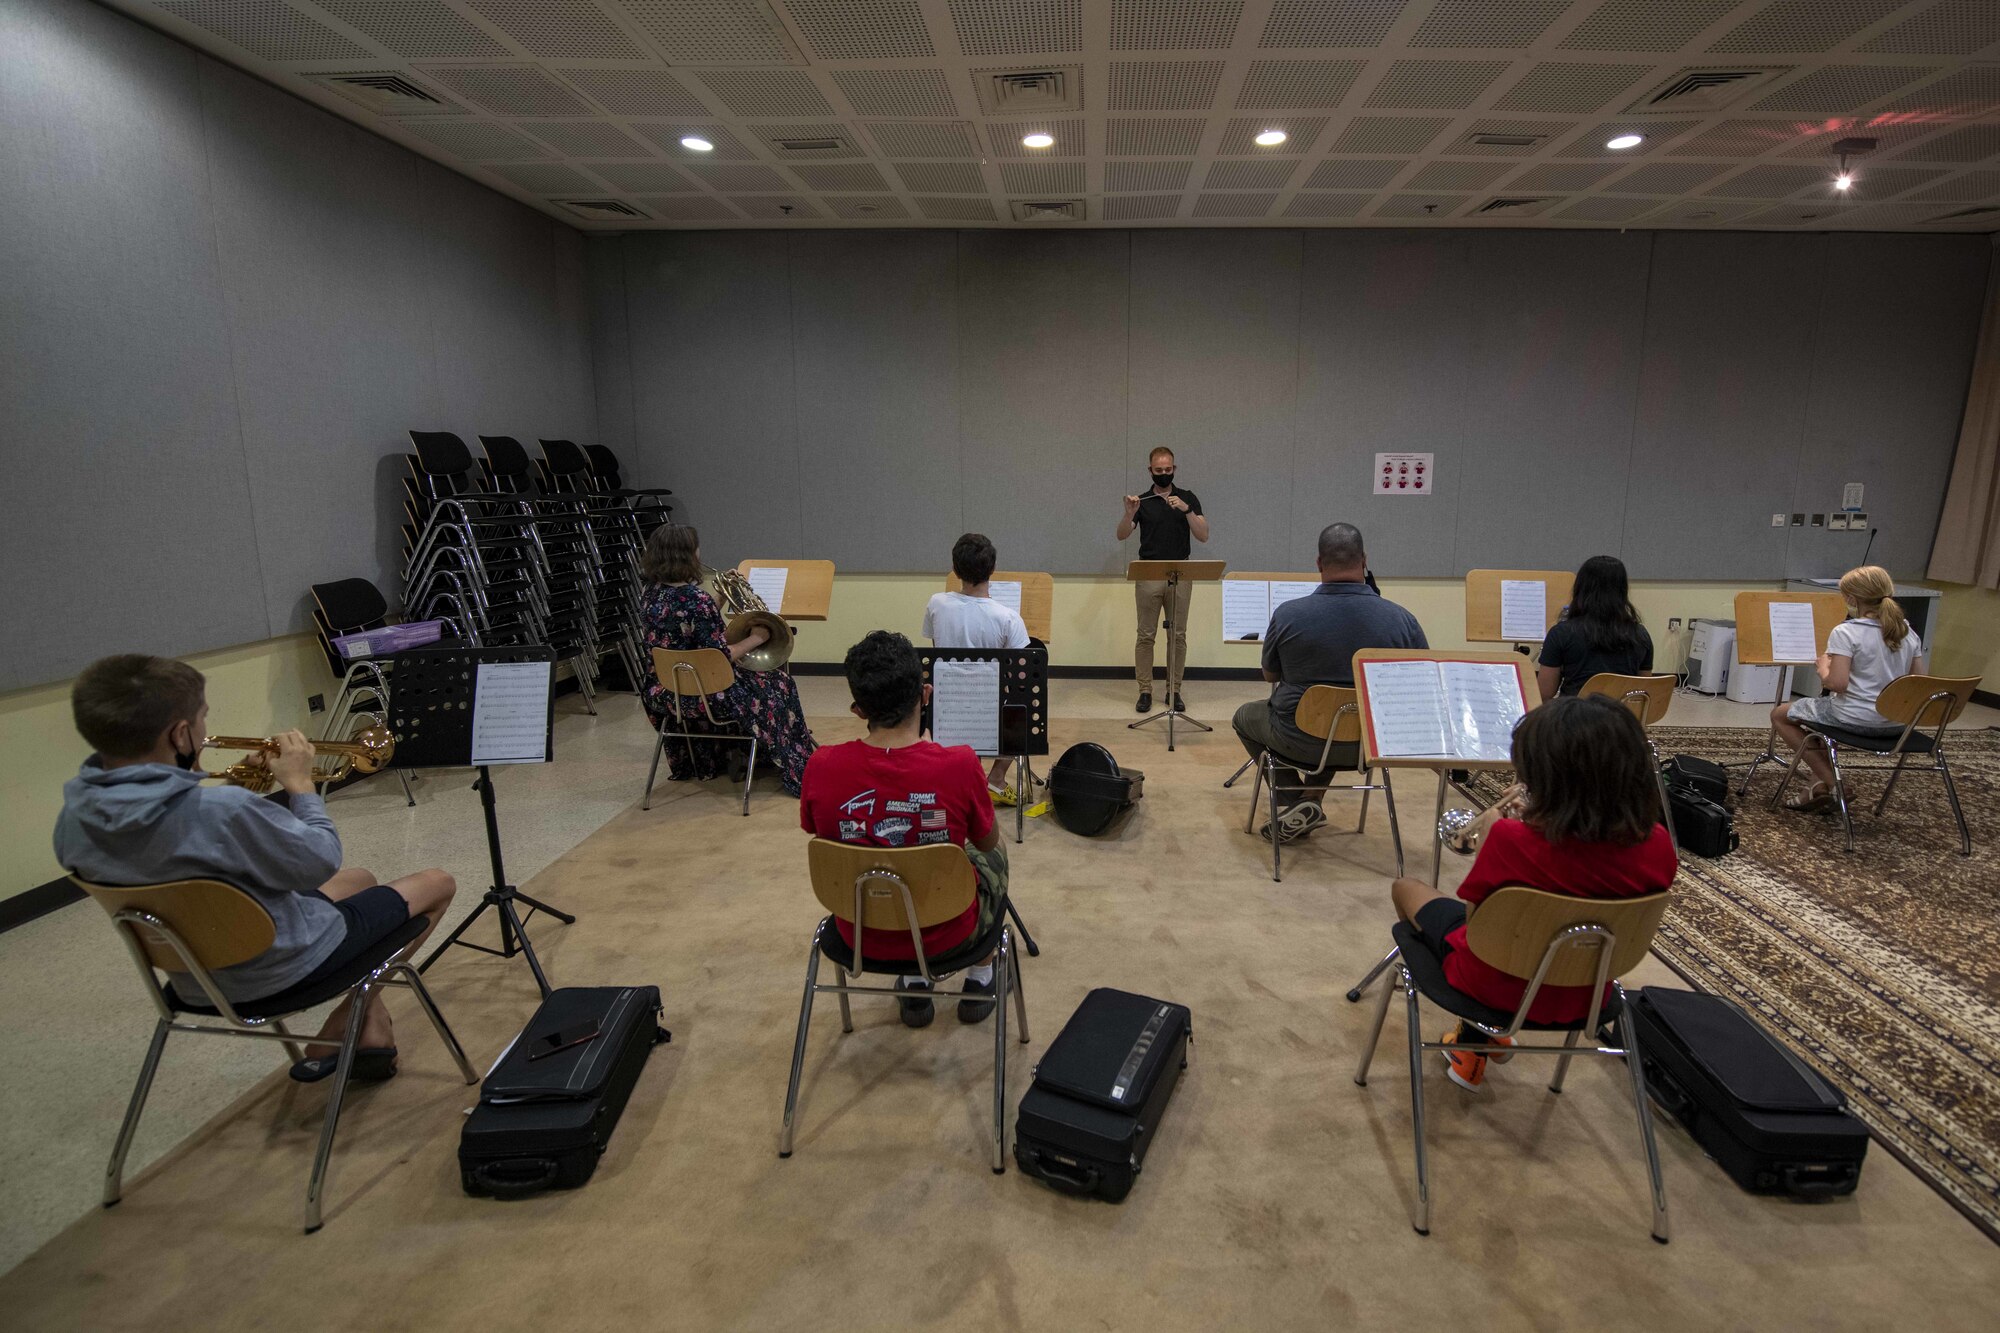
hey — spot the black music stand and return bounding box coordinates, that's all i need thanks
[917,645,1045,955]
[387,644,573,999]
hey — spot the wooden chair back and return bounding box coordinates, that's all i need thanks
[651,646,736,697]
[1294,684,1362,744]
[1874,674,1981,730]
[72,877,276,972]
[807,840,977,932]
[1581,672,1676,727]
[1463,886,1671,988]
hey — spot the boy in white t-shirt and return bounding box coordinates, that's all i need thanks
[1769,565,1926,812]
[924,533,1031,798]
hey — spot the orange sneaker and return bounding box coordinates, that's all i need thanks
[1441,1028,1487,1091]
[1487,1032,1516,1065]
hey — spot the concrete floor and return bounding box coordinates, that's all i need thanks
[2,677,1995,1327]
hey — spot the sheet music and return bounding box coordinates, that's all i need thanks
[1270,580,1318,613]
[1221,580,1271,641]
[471,661,551,765]
[931,658,1001,756]
[1499,579,1547,641]
[988,580,1022,615]
[1361,660,1452,757]
[744,565,788,614]
[1440,661,1526,764]
[1767,601,1819,663]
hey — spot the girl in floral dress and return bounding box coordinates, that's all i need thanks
[636,524,816,796]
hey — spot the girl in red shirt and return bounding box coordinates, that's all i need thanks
[1390,694,1678,1090]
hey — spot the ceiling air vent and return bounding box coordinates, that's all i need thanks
[977,68,1084,115]
[1928,205,2000,223]
[1627,67,1790,114]
[772,136,846,153]
[313,72,450,116]
[1010,200,1084,222]
[1476,197,1551,215]
[556,199,648,222]
[1466,132,1548,149]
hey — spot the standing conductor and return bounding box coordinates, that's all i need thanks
[1116,446,1208,714]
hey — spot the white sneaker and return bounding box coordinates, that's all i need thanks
[1260,802,1326,844]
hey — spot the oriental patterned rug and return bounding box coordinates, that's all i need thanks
[1477,725,2000,1241]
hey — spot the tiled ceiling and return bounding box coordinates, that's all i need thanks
[114,1,2000,231]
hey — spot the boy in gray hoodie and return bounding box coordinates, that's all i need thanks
[54,654,455,1082]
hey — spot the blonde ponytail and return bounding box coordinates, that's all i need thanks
[1838,565,1909,651]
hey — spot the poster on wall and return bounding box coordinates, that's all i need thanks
[1374,452,1433,496]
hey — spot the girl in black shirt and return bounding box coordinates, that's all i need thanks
[1537,555,1653,698]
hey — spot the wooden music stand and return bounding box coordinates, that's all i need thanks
[1352,648,1542,884]
[1126,558,1227,751]
[943,570,1054,642]
[1730,588,1848,790]
[735,558,834,621]
[1464,569,1574,645]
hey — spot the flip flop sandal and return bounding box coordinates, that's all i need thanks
[1785,787,1835,814]
[289,1047,398,1084]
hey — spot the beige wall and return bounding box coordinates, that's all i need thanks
[19,575,1985,900]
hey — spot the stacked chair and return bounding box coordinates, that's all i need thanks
[308,577,419,805]
[397,431,670,706]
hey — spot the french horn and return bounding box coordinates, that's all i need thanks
[700,564,794,672]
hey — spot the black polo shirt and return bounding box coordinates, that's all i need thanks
[1134,486,1203,561]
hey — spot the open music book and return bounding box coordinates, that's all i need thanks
[1221,579,1319,641]
[1360,658,1527,763]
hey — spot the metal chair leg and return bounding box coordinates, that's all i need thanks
[1872,747,1916,817]
[1243,755,1265,834]
[741,735,758,816]
[1011,942,1031,1043]
[1346,946,1400,1003]
[1402,971,1432,1235]
[837,983,853,1033]
[779,940,822,1158]
[1270,758,1284,882]
[1824,741,1855,853]
[1548,1028,1582,1093]
[1353,959,1398,1085]
[992,932,1010,1174]
[104,1019,170,1207]
[1617,986,1671,1244]
[1766,737,1812,811]
[1939,753,1972,857]
[390,963,478,1083]
[1357,767,1372,834]
[304,983,372,1234]
[1737,726,1777,800]
[1223,755,1256,789]
[271,1018,309,1067]
[641,729,666,810]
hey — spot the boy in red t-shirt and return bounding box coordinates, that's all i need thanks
[1389,695,1678,1091]
[800,631,1007,1028]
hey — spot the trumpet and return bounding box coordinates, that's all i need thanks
[699,563,794,672]
[202,724,395,793]
[1438,784,1527,856]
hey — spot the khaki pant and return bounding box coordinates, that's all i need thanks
[1134,579,1193,692]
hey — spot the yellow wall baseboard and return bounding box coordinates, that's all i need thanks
[9,576,1986,898]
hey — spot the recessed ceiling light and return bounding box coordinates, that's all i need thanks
[1254,129,1288,147]
[1833,172,1853,191]
[1605,133,1644,151]
[1021,132,1054,149]
[680,135,714,152]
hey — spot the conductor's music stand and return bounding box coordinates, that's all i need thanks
[387,644,573,999]
[1126,559,1227,751]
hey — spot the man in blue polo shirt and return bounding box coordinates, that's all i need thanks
[1233,523,1427,842]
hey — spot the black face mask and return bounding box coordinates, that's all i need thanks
[172,724,199,771]
[1150,471,1175,488]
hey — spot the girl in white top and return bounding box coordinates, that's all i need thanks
[1768,565,1925,812]
[925,534,1032,799]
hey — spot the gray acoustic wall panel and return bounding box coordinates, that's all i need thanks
[197,59,440,629]
[955,231,1132,577]
[0,0,266,688]
[620,231,805,563]
[789,232,964,569]
[1789,234,1989,580]
[0,0,596,689]
[1453,231,1653,572]
[1621,233,1827,580]
[1293,231,1474,577]
[1127,230,1304,575]
[585,236,636,457]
